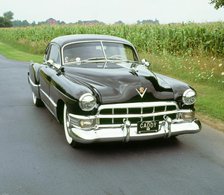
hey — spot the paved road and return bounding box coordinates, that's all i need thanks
[0,55,224,195]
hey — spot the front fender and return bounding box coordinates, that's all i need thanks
[155,73,196,109]
[155,73,190,99]
[50,73,98,116]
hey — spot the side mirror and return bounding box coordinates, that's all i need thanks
[141,59,150,67]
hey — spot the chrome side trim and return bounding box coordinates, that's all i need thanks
[28,76,40,87]
[42,100,56,117]
[40,89,57,108]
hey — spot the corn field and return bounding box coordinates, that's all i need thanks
[0,22,224,57]
[0,22,223,88]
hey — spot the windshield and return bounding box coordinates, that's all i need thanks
[63,41,138,65]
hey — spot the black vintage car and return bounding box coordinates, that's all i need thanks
[28,34,201,147]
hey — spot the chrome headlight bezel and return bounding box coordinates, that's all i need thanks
[182,89,196,105]
[79,93,97,111]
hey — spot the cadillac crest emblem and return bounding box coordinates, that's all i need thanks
[136,87,147,98]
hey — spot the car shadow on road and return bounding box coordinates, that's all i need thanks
[73,137,182,156]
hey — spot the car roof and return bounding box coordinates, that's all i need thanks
[51,34,133,47]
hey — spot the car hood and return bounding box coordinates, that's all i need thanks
[63,62,180,104]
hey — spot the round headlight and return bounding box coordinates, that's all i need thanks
[79,93,97,111]
[182,89,196,105]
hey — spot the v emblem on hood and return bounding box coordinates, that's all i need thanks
[136,87,147,98]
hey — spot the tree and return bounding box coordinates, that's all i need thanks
[0,11,14,27]
[137,19,159,25]
[12,20,30,27]
[0,17,5,27]
[210,0,224,9]
[3,11,14,21]
[114,20,125,25]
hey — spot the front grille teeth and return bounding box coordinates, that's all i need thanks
[97,102,179,125]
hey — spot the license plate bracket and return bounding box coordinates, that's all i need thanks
[137,120,159,134]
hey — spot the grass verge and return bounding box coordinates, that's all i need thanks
[0,42,42,62]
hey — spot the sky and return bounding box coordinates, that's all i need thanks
[0,0,223,24]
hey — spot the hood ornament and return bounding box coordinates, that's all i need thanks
[136,87,147,98]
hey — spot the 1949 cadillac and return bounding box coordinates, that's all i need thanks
[28,34,201,147]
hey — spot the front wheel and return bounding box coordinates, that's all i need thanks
[63,104,81,148]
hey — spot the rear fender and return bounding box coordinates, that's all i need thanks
[28,63,42,98]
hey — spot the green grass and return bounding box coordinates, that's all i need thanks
[0,42,42,62]
[195,84,224,119]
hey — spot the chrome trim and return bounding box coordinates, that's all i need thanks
[100,41,107,60]
[182,89,196,105]
[28,76,40,87]
[40,89,57,108]
[42,100,56,117]
[68,119,201,144]
[69,114,96,120]
[69,101,189,125]
[97,101,179,121]
[136,87,147,98]
[122,119,131,142]
[97,110,192,119]
[97,110,178,119]
[66,101,201,143]
[98,101,178,110]
[79,93,97,111]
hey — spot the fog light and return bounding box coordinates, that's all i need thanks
[79,119,95,128]
[181,111,195,121]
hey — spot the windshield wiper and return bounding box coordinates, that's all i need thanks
[107,56,124,61]
[107,57,137,63]
[82,57,106,62]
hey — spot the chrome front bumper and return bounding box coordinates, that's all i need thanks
[68,118,201,144]
[67,101,201,143]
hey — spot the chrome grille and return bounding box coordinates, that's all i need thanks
[97,102,179,126]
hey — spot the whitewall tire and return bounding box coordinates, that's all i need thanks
[63,104,80,148]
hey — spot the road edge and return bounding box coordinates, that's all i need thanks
[197,113,224,132]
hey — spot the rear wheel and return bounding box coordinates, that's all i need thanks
[32,92,44,107]
[63,104,81,148]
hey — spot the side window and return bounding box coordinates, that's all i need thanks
[48,44,61,64]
